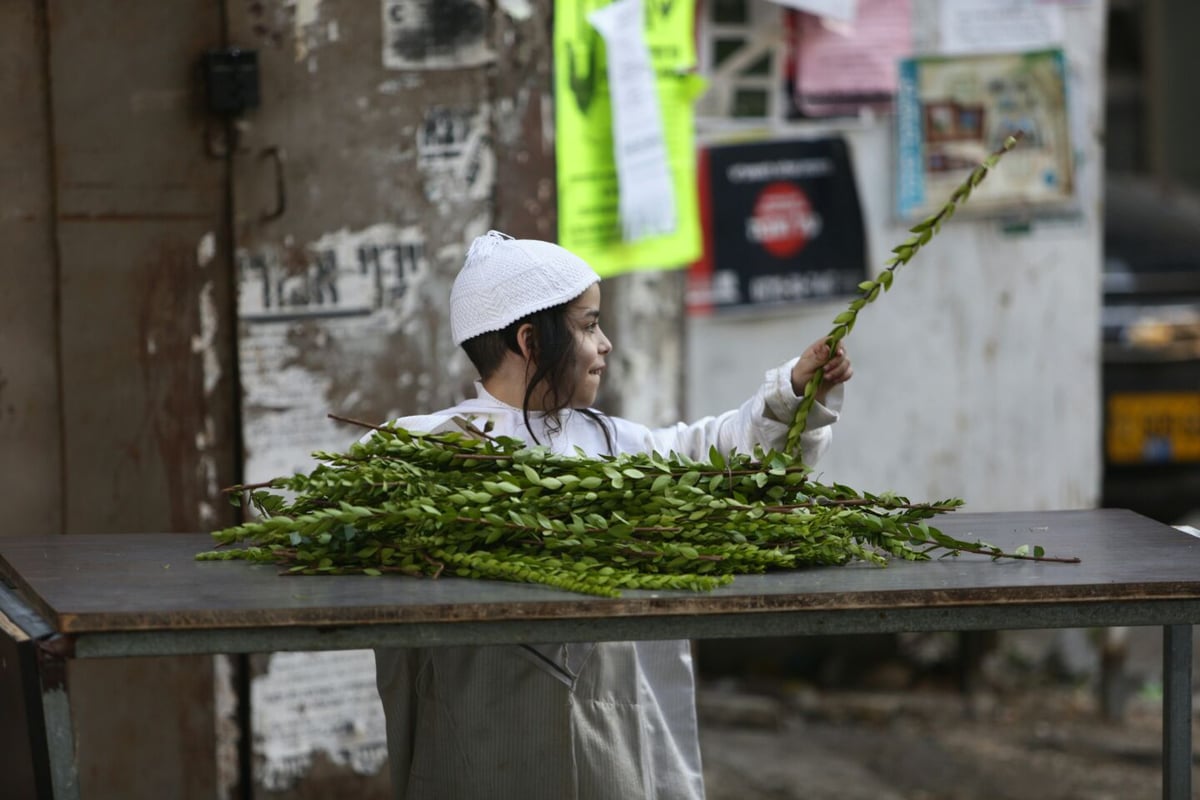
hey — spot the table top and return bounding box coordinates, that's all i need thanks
[2,509,1198,640]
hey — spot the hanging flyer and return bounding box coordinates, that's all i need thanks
[687,137,866,315]
[939,0,1065,56]
[792,0,912,118]
[588,0,677,242]
[895,49,1074,220]
[554,0,703,277]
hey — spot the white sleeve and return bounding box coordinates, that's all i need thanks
[641,357,842,465]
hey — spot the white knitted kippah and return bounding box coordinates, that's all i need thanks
[450,230,601,346]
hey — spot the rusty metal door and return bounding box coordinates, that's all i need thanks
[3,0,243,798]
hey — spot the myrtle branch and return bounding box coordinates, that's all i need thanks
[786,132,1026,455]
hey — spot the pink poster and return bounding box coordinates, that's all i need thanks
[792,0,912,118]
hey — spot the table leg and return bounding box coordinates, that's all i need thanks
[38,643,81,800]
[1163,624,1193,800]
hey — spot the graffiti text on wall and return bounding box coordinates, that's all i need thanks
[417,106,493,202]
[238,226,427,322]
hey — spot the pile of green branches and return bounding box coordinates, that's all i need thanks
[200,423,1009,597]
[200,133,1072,596]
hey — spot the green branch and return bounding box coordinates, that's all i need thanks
[786,132,1026,456]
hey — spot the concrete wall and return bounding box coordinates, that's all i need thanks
[687,2,1106,513]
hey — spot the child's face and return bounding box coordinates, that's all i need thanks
[566,283,611,408]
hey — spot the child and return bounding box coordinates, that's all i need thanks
[374,230,852,800]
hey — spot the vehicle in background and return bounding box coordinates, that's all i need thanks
[1101,174,1200,524]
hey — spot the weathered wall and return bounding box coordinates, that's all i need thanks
[687,1,1106,513]
[0,0,62,538]
[52,0,239,790]
[0,1,241,797]
[492,0,558,242]
[230,0,489,483]
[50,0,239,536]
[0,7,59,795]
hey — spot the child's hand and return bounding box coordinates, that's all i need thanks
[791,339,853,404]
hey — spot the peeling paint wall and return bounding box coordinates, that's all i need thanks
[236,223,439,479]
[232,2,497,485]
[381,0,493,70]
[491,0,558,241]
[250,651,388,790]
[214,655,243,800]
[598,271,686,426]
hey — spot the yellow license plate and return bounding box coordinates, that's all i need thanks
[1107,392,1200,464]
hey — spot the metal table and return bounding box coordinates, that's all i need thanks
[1,509,1197,799]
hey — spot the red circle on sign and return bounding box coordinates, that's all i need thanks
[748,182,819,258]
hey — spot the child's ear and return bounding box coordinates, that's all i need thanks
[516,323,536,361]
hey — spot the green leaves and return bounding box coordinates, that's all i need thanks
[784,132,1024,458]
[202,389,1068,596]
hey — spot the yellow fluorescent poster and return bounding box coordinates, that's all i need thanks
[554,0,702,277]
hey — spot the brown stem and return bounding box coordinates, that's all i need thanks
[451,415,501,442]
[455,516,527,531]
[953,545,1080,564]
[690,465,811,478]
[376,564,426,577]
[620,547,665,558]
[327,412,390,431]
[419,552,445,579]
[221,480,278,493]
[759,499,961,512]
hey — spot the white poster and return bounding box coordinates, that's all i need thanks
[588,0,677,242]
[939,0,1064,55]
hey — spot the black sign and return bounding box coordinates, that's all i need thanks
[687,137,866,314]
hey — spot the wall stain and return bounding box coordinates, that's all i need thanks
[135,238,205,532]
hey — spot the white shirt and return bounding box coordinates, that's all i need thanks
[375,358,842,799]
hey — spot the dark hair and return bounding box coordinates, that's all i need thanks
[461,303,613,453]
